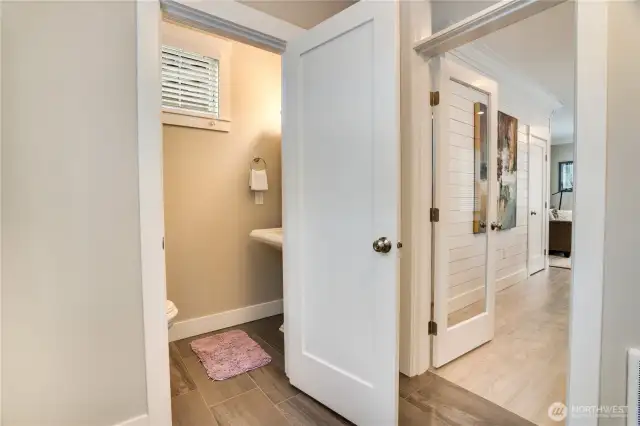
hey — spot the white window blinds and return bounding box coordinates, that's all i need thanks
[161,45,219,117]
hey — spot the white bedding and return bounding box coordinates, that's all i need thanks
[550,209,573,222]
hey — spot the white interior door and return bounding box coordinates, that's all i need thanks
[431,56,499,367]
[282,2,400,424]
[528,136,547,274]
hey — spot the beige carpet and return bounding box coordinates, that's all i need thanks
[549,255,571,269]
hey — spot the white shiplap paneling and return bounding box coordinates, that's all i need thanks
[446,82,530,315]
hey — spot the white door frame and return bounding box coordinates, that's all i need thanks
[135,1,301,425]
[430,55,499,368]
[398,0,434,378]
[134,1,607,426]
[0,2,3,422]
[413,0,607,424]
[527,133,549,275]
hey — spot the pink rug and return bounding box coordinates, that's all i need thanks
[190,330,272,381]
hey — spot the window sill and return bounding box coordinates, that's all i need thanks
[162,110,231,132]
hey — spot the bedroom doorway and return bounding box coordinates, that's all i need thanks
[528,134,548,275]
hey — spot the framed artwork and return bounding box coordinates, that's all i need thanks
[497,111,518,230]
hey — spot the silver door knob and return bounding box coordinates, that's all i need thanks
[373,237,392,253]
[530,210,537,216]
[490,222,502,231]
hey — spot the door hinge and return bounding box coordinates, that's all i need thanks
[545,154,548,161]
[544,249,547,255]
[430,91,440,106]
[545,201,547,208]
[162,237,165,250]
[430,207,440,223]
[428,321,438,336]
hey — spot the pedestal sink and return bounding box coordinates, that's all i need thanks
[249,227,284,332]
[249,227,283,250]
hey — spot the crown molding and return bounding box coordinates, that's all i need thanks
[449,42,563,126]
[161,0,294,53]
[414,0,566,58]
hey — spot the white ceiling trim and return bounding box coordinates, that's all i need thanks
[414,0,566,59]
[449,42,562,128]
[161,0,302,53]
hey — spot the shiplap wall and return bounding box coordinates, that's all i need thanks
[495,127,529,290]
[446,80,529,314]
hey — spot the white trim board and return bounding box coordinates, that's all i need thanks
[162,0,302,51]
[0,2,4,422]
[566,2,608,425]
[169,299,284,342]
[136,2,172,426]
[414,0,566,59]
[113,415,148,426]
[399,0,434,378]
[136,3,299,426]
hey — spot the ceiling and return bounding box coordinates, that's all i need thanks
[240,0,354,29]
[436,1,575,142]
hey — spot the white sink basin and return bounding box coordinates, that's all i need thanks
[249,227,283,250]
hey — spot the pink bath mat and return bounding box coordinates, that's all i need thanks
[190,330,272,381]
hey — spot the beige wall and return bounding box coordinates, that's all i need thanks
[163,34,283,322]
[1,2,147,425]
[240,1,354,29]
[599,2,640,422]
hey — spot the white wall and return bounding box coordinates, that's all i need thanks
[599,2,640,422]
[2,2,148,425]
[550,142,574,210]
[445,54,551,314]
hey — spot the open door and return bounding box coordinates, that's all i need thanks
[528,135,547,274]
[282,2,400,424]
[431,56,499,367]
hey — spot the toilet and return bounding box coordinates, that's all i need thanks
[167,300,178,329]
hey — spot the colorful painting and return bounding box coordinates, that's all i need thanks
[473,102,488,234]
[497,111,518,230]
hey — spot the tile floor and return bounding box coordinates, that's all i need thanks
[170,314,534,425]
[437,268,570,425]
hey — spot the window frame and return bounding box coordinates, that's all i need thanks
[161,20,231,132]
[559,160,574,192]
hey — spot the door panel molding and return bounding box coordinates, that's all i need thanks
[282,2,400,424]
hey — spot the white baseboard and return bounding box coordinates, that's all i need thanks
[168,299,283,342]
[113,414,148,426]
[496,268,528,291]
[449,268,527,313]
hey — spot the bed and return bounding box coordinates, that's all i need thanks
[549,209,572,257]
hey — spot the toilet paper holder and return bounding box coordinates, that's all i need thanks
[250,157,267,171]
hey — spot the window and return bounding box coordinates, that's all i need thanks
[559,161,573,192]
[161,45,219,118]
[161,20,231,132]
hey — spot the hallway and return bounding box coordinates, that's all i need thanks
[436,268,570,425]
